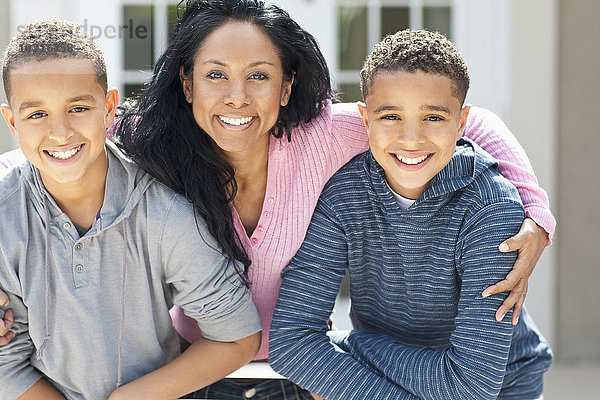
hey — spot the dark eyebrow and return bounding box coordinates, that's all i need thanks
[202,59,275,68]
[68,95,96,103]
[19,101,43,113]
[421,104,451,114]
[373,105,400,114]
[248,61,275,68]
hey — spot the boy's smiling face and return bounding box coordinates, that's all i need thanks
[1,58,118,194]
[358,69,470,200]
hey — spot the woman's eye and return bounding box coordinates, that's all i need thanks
[28,112,47,120]
[249,72,268,81]
[207,71,225,80]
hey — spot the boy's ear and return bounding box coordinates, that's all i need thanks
[357,102,370,132]
[456,105,471,140]
[104,89,119,129]
[0,104,19,142]
[180,66,193,103]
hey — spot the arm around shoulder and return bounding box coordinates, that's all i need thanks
[108,332,261,400]
[463,106,555,240]
[18,378,66,400]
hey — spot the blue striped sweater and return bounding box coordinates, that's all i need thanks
[269,138,552,399]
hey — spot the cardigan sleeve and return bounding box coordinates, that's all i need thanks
[269,198,420,400]
[333,201,524,400]
[0,149,26,172]
[463,107,555,242]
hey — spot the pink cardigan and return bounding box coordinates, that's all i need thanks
[170,102,556,360]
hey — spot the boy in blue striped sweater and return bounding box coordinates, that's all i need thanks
[269,29,552,400]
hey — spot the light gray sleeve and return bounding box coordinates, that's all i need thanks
[0,262,44,399]
[160,196,261,342]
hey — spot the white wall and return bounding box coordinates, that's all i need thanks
[505,0,558,348]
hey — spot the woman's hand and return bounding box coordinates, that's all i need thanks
[0,308,15,346]
[482,218,549,325]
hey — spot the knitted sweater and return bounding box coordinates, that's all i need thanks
[269,139,552,399]
[169,102,555,360]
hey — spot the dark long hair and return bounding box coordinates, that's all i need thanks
[114,0,334,280]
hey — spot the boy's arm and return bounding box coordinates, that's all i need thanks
[463,106,554,324]
[331,201,526,400]
[108,333,260,400]
[0,293,46,399]
[18,378,66,400]
[108,196,262,399]
[269,199,419,400]
[463,106,555,238]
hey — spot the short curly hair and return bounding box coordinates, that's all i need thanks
[360,29,470,105]
[2,19,107,100]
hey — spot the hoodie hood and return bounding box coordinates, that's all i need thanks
[21,140,154,232]
[367,137,498,207]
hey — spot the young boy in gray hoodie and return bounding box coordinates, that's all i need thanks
[0,19,261,400]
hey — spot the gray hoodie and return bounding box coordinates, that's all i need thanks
[0,142,261,399]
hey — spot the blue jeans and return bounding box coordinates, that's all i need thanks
[183,378,314,400]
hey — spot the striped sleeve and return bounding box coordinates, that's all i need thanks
[269,198,419,400]
[463,107,555,242]
[335,201,525,400]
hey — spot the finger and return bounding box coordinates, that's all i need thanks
[0,290,8,307]
[495,279,527,322]
[512,294,526,325]
[4,309,14,329]
[0,330,15,346]
[482,269,523,297]
[0,309,13,336]
[499,232,529,253]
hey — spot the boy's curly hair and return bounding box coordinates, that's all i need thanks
[2,19,107,100]
[360,29,470,104]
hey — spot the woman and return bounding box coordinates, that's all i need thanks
[0,0,554,398]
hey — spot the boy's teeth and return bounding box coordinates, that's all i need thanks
[219,116,253,126]
[395,154,429,165]
[48,145,82,160]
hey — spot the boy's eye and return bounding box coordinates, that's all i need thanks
[207,71,226,80]
[249,72,269,81]
[70,107,88,113]
[425,115,444,122]
[381,115,400,120]
[28,112,47,120]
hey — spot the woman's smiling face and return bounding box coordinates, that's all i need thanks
[181,21,293,158]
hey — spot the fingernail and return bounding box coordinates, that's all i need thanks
[482,292,490,298]
[499,243,509,252]
[513,316,519,325]
[497,313,506,322]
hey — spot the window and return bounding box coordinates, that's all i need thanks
[336,0,453,102]
[121,0,181,99]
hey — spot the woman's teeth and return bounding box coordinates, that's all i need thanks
[219,116,253,126]
[47,145,82,160]
[395,154,430,165]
